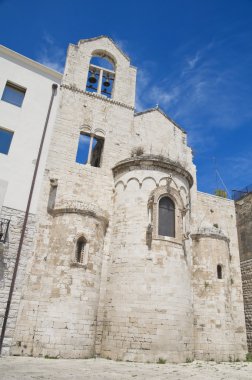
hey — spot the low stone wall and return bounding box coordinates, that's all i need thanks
[240,259,252,352]
[0,206,36,355]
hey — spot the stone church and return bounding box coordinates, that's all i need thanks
[0,36,248,362]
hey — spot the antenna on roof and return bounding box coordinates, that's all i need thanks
[213,156,230,198]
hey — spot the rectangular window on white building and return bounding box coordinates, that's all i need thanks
[1,81,26,107]
[0,128,14,155]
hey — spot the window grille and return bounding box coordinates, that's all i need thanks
[75,237,86,263]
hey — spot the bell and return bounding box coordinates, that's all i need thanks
[88,73,97,84]
[103,77,110,87]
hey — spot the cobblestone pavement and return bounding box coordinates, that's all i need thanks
[0,357,252,380]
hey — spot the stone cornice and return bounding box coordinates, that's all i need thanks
[60,84,135,111]
[112,155,194,188]
[51,200,109,227]
[191,232,230,243]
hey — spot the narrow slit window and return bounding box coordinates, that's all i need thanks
[0,128,14,155]
[158,196,175,237]
[47,181,58,211]
[1,81,26,107]
[217,265,222,279]
[76,237,86,263]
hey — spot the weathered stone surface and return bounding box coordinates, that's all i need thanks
[236,193,252,352]
[0,36,247,362]
[0,207,36,356]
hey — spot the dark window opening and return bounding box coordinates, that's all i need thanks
[76,237,86,263]
[1,81,26,107]
[0,128,14,155]
[158,196,175,237]
[217,264,222,279]
[76,133,104,167]
[90,137,104,167]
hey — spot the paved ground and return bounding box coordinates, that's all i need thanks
[0,357,252,380]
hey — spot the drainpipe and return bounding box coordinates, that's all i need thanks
[0,83,58,355]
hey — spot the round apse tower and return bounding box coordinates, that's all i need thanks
[101,155,194,363]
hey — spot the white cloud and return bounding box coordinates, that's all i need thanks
[186,51,201,70]
[135,67,180,112]
[36,33,65,73]
[149,86,180,107]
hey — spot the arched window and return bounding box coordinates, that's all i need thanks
[75,236,86,263]
[86,54,115,99]
[217,264,222,279]
[158,196,175,237]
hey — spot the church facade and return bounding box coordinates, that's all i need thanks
[0,36,247,362]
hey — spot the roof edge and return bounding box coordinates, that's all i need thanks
[78,35,131,62]
[134,107,186,133]
[0,45,63,80]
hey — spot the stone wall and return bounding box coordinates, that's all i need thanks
[10,37,137,358]
[236,193,252,352]
[0,206,36,355]
[240,259,252,352]
[193,192,247,360]
[101,161,193,363]
[236,193,252,262]
[9,37,248,362]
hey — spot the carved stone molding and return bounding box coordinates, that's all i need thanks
[52,200,109,228]
[113,155,194,188]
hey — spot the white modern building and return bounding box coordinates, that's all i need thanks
[0,45,62,214]
[0,45,62,353]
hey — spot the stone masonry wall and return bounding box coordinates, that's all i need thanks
[0,206,36,355]
[236,193,252,352]
[101,166,194,363]
[235,193,252,262]
[240,259,252,352]
[193,192,247,360]
[10,37,248,363]
[10,37,137,358]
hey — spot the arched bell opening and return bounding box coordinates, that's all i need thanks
[86,54,115,99]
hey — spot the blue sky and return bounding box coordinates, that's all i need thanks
[1,0,252,196]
